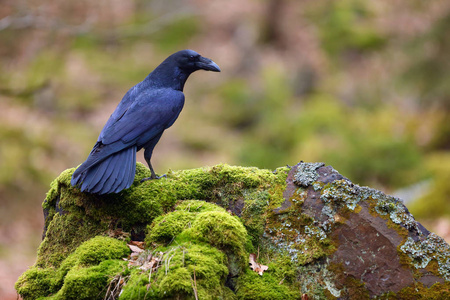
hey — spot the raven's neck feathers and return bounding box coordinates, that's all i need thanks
[144,59,191,91]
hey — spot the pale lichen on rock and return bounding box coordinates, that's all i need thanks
[401,233,450,280]
[293,162,325,187]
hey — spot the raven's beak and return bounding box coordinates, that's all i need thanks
[197,56,221,72]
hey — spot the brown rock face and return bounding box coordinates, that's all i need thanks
[330,205,414,293]
[268,162,450,298]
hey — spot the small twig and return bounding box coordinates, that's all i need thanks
[164,247,179,275]
[104,273,127,300]
[148,266,153,290]
[257,246,260,261]
[194,267,198,292]
[190,267,199,300]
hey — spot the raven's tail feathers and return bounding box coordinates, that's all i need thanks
[71,146,137,194]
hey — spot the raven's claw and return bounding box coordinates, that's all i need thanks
[140,174,167,183]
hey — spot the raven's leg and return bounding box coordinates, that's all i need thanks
[141,145,166,182]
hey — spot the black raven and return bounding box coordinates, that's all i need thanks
[71,50,220,194]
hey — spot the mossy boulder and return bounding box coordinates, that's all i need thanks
[16,162,450,299]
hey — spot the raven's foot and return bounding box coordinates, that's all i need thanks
[140,174,167,183]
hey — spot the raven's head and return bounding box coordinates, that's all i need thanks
[174,49,221,73]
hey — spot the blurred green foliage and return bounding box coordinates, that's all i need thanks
[402,13,450,109]
[0,0,449,228]
[313,0,387,58]
[409,153,450,219]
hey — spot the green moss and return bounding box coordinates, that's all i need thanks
[146,200,228,246]
[120,243,230,300]
[58,236,129,272]
[175,199,227,213]
[267,255,298,284]
[144,201,249,294]
[186,211,247,254]
[15,268,57,300]
[116,268,151,299]
[57,260,127,300]
[235,268,300,299]
[146,210,196,244]
[16,236,129,300]
[241,193,270,248]
[123,200,251,298]
[37,213,108,268]
[159,267,193,296]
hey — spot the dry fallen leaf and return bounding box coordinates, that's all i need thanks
[129,240,145,249]
[125,248,164,270]
[139,255,161,271]
[127,244,144,254]
[249,253,268,275]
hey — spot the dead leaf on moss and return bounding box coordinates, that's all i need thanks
[139,254,162,271]
[127,244,144,254]
[129,240,145,249]
[249,253,268,275]
[125,248,164,271]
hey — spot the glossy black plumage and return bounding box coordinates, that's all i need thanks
[71,50,220,194]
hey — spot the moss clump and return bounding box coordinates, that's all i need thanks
[146,201,249,279]
[187,211,247,255]
[146,210,196,244]
[235,268,300,299]
[120,243,231,300]
[15,268,56,300]
[57,259,127,300]
[57,236,130,278]
[16,236,129,299]
[145,200,227,246]
[175,199,227,213]
[146,200,231,246]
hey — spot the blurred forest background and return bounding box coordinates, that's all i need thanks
[1,0,450,298]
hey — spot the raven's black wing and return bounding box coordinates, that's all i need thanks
[71,88,185,192]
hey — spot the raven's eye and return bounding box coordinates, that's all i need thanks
[189,55,195,61]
